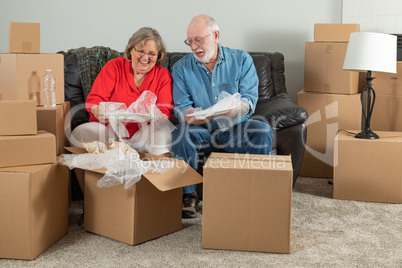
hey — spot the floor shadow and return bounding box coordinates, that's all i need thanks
[293,177,333,199]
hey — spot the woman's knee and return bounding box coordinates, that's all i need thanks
[69,122,113,147]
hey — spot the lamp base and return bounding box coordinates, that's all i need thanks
[355,128,379,139]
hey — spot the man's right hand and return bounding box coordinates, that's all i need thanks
[91,105,109,123]
[185,109,212,125]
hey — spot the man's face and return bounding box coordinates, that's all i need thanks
[187,24,217,63]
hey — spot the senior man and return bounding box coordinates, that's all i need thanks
[172,14,273,218]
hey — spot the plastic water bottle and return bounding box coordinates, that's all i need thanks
[28,71,40,106]
[43,69,56,108]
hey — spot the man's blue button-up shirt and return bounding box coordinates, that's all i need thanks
[172,44,259,131]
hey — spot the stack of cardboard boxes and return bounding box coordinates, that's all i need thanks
[370,62,402,131]
[0,22,69,260]
[297,23,363,179]
[332,34,402,204]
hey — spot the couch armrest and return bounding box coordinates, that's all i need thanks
[251,92,308,130]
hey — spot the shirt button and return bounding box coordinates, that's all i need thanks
[212,83,215,86]
[215,97,217,100]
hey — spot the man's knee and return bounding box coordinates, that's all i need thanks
[245,120,273,149]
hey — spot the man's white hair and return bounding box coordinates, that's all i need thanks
[191,15,220,32]
[206,16,219,32]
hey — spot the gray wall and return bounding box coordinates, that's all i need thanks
[0,0,342,100]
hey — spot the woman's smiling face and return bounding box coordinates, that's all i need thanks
[130,40,158,74]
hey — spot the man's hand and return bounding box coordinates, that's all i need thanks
[91,105,109,123]
[220,107,238,118]
[185,109,212,125]
[220,101,250,118]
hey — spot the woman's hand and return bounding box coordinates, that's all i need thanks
[91,105,109,123]
[185,109,212,125]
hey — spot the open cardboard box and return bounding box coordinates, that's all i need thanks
[63,147,203,245]
[202,152,293,253]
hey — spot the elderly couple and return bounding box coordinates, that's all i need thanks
[72,14,273,223]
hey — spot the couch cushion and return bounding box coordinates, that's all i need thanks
[167,53,275,99]
[252,92,308,130]
[249,52,286,95]
[250,54,274,99]
[167,52,188,72]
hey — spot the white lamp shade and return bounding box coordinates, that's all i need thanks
[343,32,397,74]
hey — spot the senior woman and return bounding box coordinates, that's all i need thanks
[70,27,173,226]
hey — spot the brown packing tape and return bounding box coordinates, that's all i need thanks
[323,43,333,92]
[22,42,32,53]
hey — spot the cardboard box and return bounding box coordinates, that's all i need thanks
[304,42,360,94]
[369,62,402,96]
[0,53,64,106]
[0,100,37,135]
[9,22,40,54]
[0,130,56,168]
[370,93,402,131]
[37,102,70,155]
[64,147,203,245]
[202,153,293,253]
[334,131,402,203]
[314,23,359,42]
[0,163,69,260]
[297,90,362,178]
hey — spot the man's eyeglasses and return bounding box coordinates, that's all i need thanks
[133,47,158,59]
[184,31,213,46]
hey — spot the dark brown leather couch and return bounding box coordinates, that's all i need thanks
[59,50,308,187]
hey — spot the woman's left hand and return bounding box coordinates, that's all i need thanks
[91,105,109,123]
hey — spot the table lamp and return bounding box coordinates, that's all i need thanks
[343,32,397,139]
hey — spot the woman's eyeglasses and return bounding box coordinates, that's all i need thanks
[133,47,158,59]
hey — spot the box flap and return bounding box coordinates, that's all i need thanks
[63,147,203,191]
[142,157,202,192]
[65,146,87,154]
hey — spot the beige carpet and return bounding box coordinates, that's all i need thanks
[1,177,401,267]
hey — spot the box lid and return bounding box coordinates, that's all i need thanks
[63,147,203,191]
[205,152,292,171]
